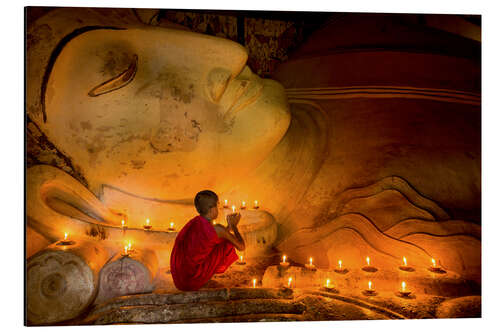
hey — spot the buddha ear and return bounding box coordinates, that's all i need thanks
[88,54,138,97]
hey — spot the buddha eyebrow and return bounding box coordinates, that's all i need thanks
[40,26,126,123]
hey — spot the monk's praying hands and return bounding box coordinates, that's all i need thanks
[226,213,241,228]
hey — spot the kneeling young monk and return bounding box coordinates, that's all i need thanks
[170,190,245,291]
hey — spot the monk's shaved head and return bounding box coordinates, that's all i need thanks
[194,190,218,215]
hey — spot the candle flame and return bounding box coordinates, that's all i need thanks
[127,241,132,251]
[288,277,292,287]
[309,257,313,265]
[283,255,287,263]
[224,199,228,205]
[402,281,406,292]
[121,219,125,227]
[326,279,330,288]
[232,205,236,213]
[253,279,256,288]
[170,222,174,228]
[254,200,258,207]
[403,257,407,266]
[368,280,372,290]
[213,220,216,225]
[242,201,246,207]
[240,255,243,262]
[366,257,370,266]
[431,258,436,267]
[338,260,342,269]
[146,218,150,225]
[124,246,128,255]
[64,232,68,240]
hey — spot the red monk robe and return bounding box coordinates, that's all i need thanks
[170,215,238,291]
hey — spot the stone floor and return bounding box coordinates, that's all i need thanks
[78,256,480,325]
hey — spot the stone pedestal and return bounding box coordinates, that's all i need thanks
[94,248,158,304]
[27,240,109,324]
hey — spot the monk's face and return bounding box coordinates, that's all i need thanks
[43,27,290,199]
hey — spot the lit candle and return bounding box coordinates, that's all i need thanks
[121,219,125,228]
[398,281,412,297]
[305,256,315,270]
[253,278,257,288]
[241,201,246,209]
[403,257,407,266]
[326,279,330,288]
[128,241,132,251]
[64,232,68,241]
[143,218,152,230]
[224,199,228,208]
[240,255,244,262]
[280,255,290,268]
[431,258,436,267]
[231,205,236,213]
[366,257,370,266]
[124,245,128,255]
[288,277,292,288]
[253,200,259,209]
[168,221,175,231]
[368,280,372,290]
[338,260,342,269]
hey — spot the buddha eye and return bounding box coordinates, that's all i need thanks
[88,54,138,97]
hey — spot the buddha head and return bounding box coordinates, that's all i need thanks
[28,8,290,200]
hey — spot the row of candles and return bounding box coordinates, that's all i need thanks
[223,199,260,211]
[278,254,442,272]
[120,218,176,231]
[116,199,260,231]
[249,275,411,297]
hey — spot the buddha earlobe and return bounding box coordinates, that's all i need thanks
[88,54,138,97]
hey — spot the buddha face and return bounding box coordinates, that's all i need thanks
[42,27,290,199]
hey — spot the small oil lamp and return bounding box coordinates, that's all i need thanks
[321,278,337,293]
[280,255,290,268]
[57,232,74,246]
[122,245,130,257]
[223,199,228,208]
[428,258,446,273]
[398,281,412,297]
[168,221,175,232]
[305,257,316,270]
[237,254,246,265]
[253,200,259,209]
[399,256,414,272]
[143,218,152,230]
[240,201,246,210]
[362,256,378,272]
[363,280,377,296]
[335,259,348,274]
[127,241,132,252]
[252,278,257,288]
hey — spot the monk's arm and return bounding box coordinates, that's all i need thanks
[213,224,246,251]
